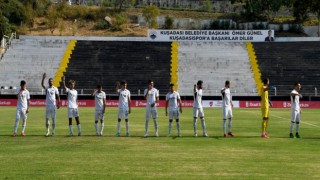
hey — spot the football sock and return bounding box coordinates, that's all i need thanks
[176,121,180,135]
[117,122,121,133]
[153,119,158,134]
[201,118,207,134]
[222,119,227,134]
[262,120,268,133]
[22,118,27,132]
[168,121,172,134]
[95,123,99,133]
[52,118,56,133]
[145,119,149,134]
[126,121,129,133]
[290,121,295,133]
[46,118,50,129]
[14,118,19,133]
[77,124,81,133]
[193,118,197,134]
[69,125,73,134]
[100,123,104,134]
[228,118,232,133]
[296,121,300,133]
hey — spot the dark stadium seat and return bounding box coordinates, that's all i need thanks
[60,41,172,95]
[253,42,320,96]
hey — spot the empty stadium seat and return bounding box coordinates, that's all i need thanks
[253,42,320,96]
[61,41,172,95]
[178,42,257,96]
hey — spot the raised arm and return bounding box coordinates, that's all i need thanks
[114,81,120,93]
[91,89,97,97]
[62,76,67,92]
[17,88,23,98]
[41,73,46,89]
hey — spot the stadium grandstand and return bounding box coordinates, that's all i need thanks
[0,35,320,96]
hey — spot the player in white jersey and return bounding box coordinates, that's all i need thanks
[193,80,208,137]
[290,82,302,138]
[62,77,81,136]
[41,73,60,136]
[165,83,182,137]
[13,80,30,137]
[144,80,159,137]
[115,81,131,137]
[221,80,235,138]
[92,85,106,136]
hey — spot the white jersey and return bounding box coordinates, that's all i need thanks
[66,88,78,108]
[291,89,300,111]
[94,91,106,111]
[166,91,180,111]
[193,88,203,108]
[144,88,159,107]
[118,89,130,109]
[16,88,30,110]
[45,86,59,106]
[221,88,232,108]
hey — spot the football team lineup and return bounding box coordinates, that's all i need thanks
[11,74,309,139]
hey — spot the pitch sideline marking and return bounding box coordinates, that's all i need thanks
[241,110,320,128]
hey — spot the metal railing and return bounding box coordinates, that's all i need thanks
[0,32,16,60]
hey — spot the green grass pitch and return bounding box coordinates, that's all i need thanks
[0,107,320,179]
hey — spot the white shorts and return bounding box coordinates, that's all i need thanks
[291,110,300,122]
[95,109,105,121]
[146,107,158,120]
[68,108,79,118]
[46,105,57,119]
[222,107,233,119]
[16,109,27,121]
[118,108,129,119]
[169,110,180,120]
[193,107,204,118]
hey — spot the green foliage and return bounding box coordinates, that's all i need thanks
[94,19,110,30]
[293,0,310,23]
[1,0,25,25]
[142,5,160,28]
[58,18,66,36]
[0,15,11,39]
[110,13,127,31]
[163,16,174,29]
[23,3,35,29]
[102,1,114,7]
[288,24,304,34]
[209,20,235,30]
[71,23,78,36]
[205,0,212,12]
[243,0,264,21]
[243,0,286,21]
[46,6,59,34]
[114,13,127,25]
